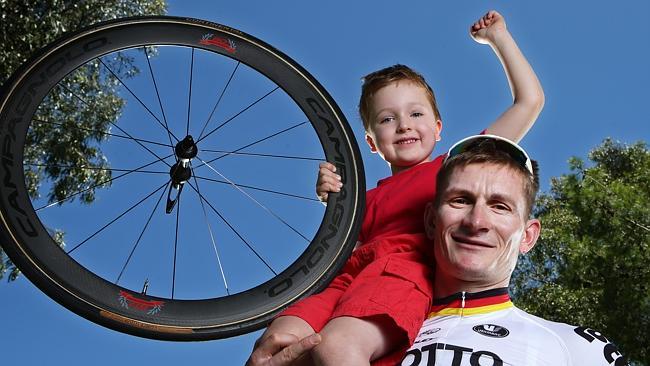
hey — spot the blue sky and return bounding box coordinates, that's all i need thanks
[2,0,649,365]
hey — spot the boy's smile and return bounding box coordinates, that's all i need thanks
[365,81,442,175]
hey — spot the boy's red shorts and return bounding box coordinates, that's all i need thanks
[279,235,434,365]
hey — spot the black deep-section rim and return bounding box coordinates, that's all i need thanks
[0,16,364,340]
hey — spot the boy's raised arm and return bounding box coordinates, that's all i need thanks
[472,10,545,143]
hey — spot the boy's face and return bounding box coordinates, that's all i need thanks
[365,81,442,174]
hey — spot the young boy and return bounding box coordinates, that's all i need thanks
[248,10,544,366]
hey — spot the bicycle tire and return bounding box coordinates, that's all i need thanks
[0,16,364,340]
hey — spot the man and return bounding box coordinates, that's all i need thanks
[247,135,628,365]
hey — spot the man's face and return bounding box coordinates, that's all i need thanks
[425,163,540,287]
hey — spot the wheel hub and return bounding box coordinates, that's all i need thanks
[175,135,198,161]
[166,135,198,213]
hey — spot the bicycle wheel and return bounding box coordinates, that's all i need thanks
[0,16,364,340]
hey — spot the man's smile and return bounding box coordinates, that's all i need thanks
[450,233,495,248]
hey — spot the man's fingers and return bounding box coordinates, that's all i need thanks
[270,333,321,366]
[247,333,301,366]
[256,333,301,359]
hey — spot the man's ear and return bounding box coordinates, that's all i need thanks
[423,201,436,239]
[365,134,378,153]
[519,218,541,254]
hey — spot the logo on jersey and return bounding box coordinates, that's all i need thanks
[574,326,629,365]
[402,343,503,366]
[421,327,442,336]
[473,324,509,338]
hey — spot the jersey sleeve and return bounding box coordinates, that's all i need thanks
[554,323,629,365]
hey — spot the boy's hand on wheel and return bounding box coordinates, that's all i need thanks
[316,162,342,203]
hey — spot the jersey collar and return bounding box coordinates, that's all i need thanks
[429,287,513,317]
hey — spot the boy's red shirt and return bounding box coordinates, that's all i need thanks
[280,154,446,365]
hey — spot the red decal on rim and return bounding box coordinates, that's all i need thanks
[199,33,236,53]
[118,291,164,315]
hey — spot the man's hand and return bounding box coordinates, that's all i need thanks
[470,10,508,45]
[246,333,321,366]
[316,162,342,203]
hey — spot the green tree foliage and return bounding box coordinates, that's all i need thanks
[512,138,650,365]
[0,0,167,281]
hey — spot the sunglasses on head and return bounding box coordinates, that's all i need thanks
[445,134,534,175]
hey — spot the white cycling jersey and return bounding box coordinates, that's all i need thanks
[400,288,627,366]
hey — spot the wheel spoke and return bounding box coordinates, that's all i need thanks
[59,83,172,168]
[197,61,240,141]
[116,180,171,284]
[67,180,169,254]
[35,154,173,211]
[195,86,280,144]
[144,46,176,152]
[98,58,180,142]
[194,175,319,202]
[186,48,195,137]
[191,169,230,295]
[185,181,276,275]
[196,156,310,242]
[172,191,181,299]
[25,162,168,175]
[199,149,322,162]
[194,120,308,169]
[31,118,173,148]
